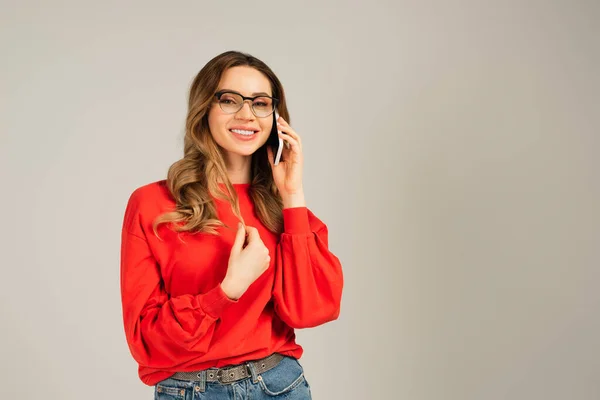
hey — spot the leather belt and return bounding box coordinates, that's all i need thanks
[170,353,284,384]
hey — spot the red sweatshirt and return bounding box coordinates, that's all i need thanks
[120,180,343,386]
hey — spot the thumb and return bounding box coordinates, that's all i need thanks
[245,226,261,243]
[230,222,246,256]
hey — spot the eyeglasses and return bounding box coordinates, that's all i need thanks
[214,90,279,118]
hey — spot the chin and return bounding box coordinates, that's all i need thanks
[226,144,258,156]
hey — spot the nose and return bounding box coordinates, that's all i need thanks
[235,100,254,119]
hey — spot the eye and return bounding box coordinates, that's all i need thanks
[220,94,240,104]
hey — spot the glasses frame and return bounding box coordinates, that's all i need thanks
[214,90,280,118]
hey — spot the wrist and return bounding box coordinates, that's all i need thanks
[282,191,306,209]
[221,277,244,300]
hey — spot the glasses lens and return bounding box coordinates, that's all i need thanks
[218,92,243,113]
[252,97,275,117]
[217,92,275,117]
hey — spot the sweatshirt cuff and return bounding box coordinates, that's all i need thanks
[282,207,311,234]
[197,284,237,319]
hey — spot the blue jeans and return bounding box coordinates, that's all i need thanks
[154,355,312,399]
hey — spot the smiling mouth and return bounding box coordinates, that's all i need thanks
[229,128,258,136]
[229,129,259,141]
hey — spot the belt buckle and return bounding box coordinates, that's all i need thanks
[215,368,225,383]
[216,367,237,383]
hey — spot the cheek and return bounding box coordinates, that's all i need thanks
[208,111,228,134]
[261,119,274,135]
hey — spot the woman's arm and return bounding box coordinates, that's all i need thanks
[120,192,236,369]
[272,207,344,329]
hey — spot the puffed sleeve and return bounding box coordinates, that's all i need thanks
[120,190,236,369]
[272,207,344,328]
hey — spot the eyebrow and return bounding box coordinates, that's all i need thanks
[219,89,272,97]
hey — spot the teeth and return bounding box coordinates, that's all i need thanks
[231,129,256,135]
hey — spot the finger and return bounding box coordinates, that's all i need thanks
[246,226,261,242]
[277,127,301,152]
[277,116,291,128]
[231,222,246,255]
[275,116,296,134]
[277,122,301,143]
[278,132,301,151]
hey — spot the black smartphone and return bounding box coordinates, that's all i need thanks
[266,110,283,165]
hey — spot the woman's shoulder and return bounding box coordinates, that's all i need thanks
[129,179,168,196]
[125,179,174,213]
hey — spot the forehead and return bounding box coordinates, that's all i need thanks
[218,66,272,96]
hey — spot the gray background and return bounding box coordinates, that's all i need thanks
[1,0,599,399]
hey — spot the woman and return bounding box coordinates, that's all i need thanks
[120,50,344,399]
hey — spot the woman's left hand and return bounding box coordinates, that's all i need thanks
[266,116,304,199]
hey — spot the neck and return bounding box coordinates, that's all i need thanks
[222,152,252,184]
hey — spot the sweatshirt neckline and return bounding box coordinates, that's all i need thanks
[217,182,251,194]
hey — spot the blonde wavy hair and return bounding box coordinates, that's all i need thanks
[152,51,290,238]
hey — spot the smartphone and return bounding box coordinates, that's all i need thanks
[267,110,284,165]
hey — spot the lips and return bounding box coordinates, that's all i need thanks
[229,126,259,132]
[230,129,259,141]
